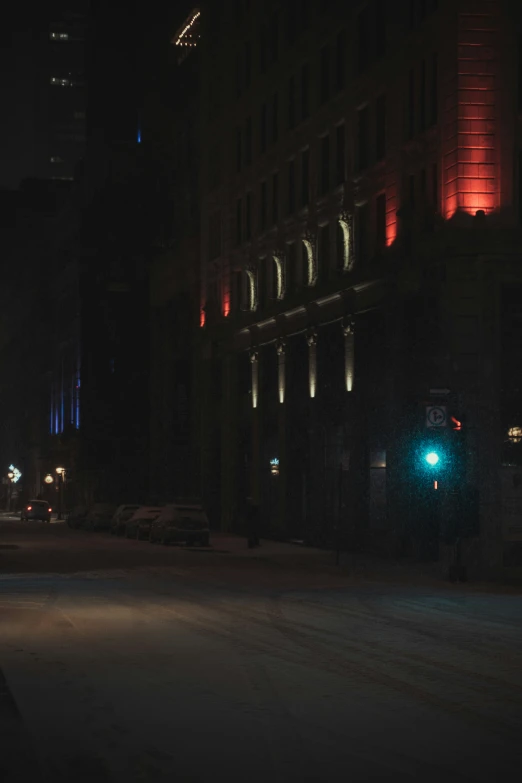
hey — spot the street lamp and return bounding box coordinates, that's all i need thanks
[44,474,54,484]
[6,465,21,512]
[55,467,66,520]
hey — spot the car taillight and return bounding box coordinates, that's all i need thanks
[48,508,52,513]
[27,506,32,511]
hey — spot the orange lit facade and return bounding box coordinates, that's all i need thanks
[443,1,499,217]
[198,0,522,578]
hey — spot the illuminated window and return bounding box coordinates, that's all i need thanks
[50,77,71,86]
[303,235,317,286]
[50,32,69,40]
[245,269,258,311]
[508,427,522,443]
[272,254,285,300]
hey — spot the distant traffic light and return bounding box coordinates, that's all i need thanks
[424,451,440,467]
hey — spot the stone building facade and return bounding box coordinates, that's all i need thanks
[198,0,522,577]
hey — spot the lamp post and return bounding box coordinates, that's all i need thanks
[56,467,66,520]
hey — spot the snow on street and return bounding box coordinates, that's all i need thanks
[1,521,521,782]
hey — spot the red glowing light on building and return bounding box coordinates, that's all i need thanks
[223,291,231,317]
[451,416,462,432]
[199,309,206,328]
[385,185,397,246]
[444,9,498,219]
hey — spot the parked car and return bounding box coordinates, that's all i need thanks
[21,499,52,523]
[110,505,141,536]
[84,503,118,531]
[124,506,163,539]
[149,502,210,547]
[67,505,88,528]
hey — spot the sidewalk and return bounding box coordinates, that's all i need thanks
[207,532,522,593]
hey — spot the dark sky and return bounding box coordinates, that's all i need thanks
[0,2,192,191]
[0,10,40,189]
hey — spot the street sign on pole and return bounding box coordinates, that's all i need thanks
[426,405,447,428]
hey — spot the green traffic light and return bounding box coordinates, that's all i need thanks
[425,451,440,467]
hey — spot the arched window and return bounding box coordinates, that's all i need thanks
[245,269,258,311]
[338,213,354,271]
[273,253,285,299]
[302,234,317,286]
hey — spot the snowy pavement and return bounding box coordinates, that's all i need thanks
[0,521,521,782]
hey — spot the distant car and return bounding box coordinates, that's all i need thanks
[21,499,52,523]
[110,505,141,536]
[124,506,164,539]
[67,505,88,529]
[84,503,118,531]
[149,502,210,547]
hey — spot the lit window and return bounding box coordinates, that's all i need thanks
[50,77,71,87]
[50,32,69,40]
[508,427,522,443]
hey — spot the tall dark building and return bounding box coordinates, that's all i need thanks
[148,7,201,501]
[0,3,87,187]
[37,2,87,181]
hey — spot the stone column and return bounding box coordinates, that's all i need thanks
[250,349,261,504]
[276,338,287,533]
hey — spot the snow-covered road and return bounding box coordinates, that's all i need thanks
[1,522,521,782]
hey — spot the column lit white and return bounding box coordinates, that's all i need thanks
[343,322,355,392]
[277,340,285,404]
[250,350,259,408]
[307,331,317,398]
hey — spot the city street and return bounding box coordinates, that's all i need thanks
[1,519,522,783]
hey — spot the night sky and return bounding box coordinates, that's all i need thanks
[0,9,40,188]
[0,2,192,190]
